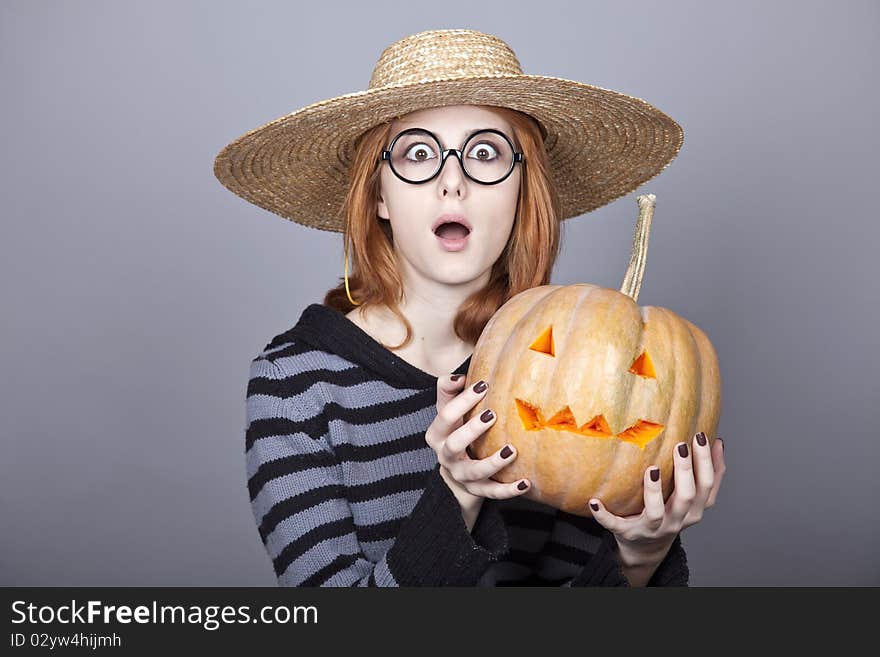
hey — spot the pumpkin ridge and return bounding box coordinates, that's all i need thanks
[682,315,722,451]
[579,292,633,510]
[616,303,658,451]
[679,310,706,445]
[501,285,565,486]
[552,285,600,508]
[654,305,696,505]
[636,305,675,511]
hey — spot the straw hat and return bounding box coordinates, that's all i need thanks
[213,28,683,233]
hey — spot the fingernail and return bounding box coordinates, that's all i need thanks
[517,480,529,490]
[473,380,487,393]
[678,443,689,457]
[450,374,463,382]
[696,432,707,447]
[718,437,724,450]
[650,467,660,482]
[590,502,599,511]
[480,409,494,423]
[500,445,513,459]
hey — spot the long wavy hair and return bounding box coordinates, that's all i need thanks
[323,104,562,350]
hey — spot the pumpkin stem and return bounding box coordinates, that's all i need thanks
[620,194,656,304]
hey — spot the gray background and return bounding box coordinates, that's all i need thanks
[2,0,877,586]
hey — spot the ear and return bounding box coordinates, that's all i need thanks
[377,191,389,220]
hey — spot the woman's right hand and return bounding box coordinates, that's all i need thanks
[426,374,531,504]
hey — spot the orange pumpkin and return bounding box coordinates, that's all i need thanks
[465,195,722,518]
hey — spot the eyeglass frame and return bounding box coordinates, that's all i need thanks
[378,127,524,185]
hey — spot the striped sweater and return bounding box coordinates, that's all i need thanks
[244,302,689,586]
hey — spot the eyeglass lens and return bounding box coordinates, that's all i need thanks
[389,129,514,183]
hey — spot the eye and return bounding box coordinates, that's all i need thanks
[404,142,438,162]
[628,350,656,378]
[467,141,499,161]
[528,326,554,356]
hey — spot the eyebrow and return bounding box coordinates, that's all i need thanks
[395,127,511,146]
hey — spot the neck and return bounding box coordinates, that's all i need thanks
[368,263,490,369]
[397,290,471,352]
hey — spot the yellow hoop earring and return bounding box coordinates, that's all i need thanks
[344,235,360,306]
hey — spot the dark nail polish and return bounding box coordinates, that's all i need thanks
[650,468,660,482]
[480,409,494,423]
[500,445,513,459]
[678,443,689,458]
[696,432,707,447]
[473,380,487,393]
[590,502,599,511]
[517,480,528,490]
[450,374,463,381]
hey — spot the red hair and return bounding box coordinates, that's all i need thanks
[323,105,561,349]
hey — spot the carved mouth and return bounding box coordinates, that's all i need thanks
[514,399,665,449]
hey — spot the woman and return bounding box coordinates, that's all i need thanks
[216,29,726,586]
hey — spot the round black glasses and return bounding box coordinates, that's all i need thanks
[379,128,523,185]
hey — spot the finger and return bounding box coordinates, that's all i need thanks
[467,477,530,500]
[691,431,716,508]
[436,373,467,415]
[666,441,697,528]
[427,374,469,451]
[452,442,517,483]
[433,378,489,437]
[587,498,625,535]
[643,465,665,532]
[706,437,727,508]
[441,405,496,462]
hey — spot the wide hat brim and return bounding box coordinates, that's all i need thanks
[213,73,683,233]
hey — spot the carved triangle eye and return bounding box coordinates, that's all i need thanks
[529,326,554,356]
[629,350,656,378]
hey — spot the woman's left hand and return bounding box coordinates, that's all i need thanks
[588,431,726,565]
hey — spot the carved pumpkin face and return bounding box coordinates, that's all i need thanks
[515,324,665,448]
[465,282,722,518]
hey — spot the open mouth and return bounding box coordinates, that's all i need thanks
[434,221,471,251]
[434,221,471,239]
[515,399,666,450]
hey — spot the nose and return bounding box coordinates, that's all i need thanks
[437,150,466,198]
